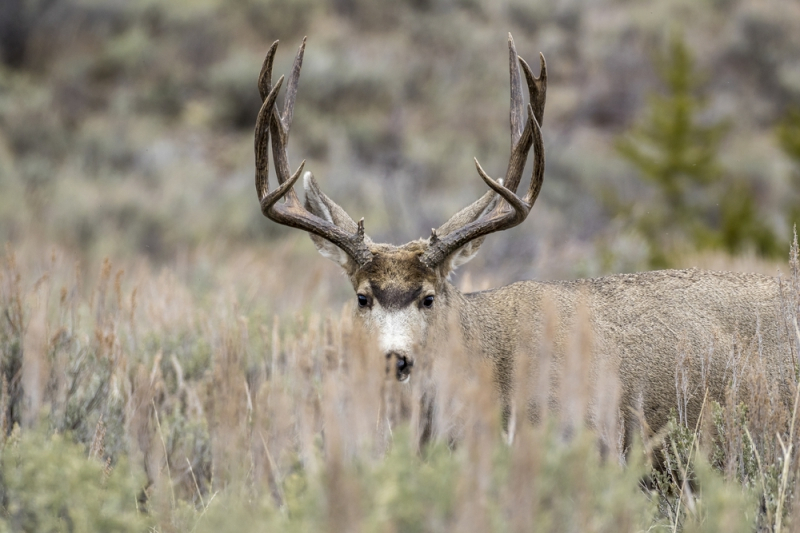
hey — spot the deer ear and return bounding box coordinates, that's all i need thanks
[443,237,486,272]
[303,172,364,273]
[435,184,501,275]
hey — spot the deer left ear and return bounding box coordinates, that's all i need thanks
[303,172,366,274]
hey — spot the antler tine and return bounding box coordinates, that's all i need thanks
[269,38,306,205]
[505,39,547,195]
[524,104,545,206]
[281,36,306,136]
[258,40,279,100]
[255,40,281,201]
[519,53,547,127]
[508,33,525,147]
[255,75,284,201]
[502,100,534,194]
[475,157,529,218]
[254,38,373,268]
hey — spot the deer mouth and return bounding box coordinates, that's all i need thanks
[387,353,414,382]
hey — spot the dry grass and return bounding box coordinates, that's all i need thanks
[0,241,798,531]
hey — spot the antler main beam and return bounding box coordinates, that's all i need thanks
[254,39,373,268]
[421,34,547,269]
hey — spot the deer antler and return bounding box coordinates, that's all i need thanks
[255,38,373,268]
[421,34,546,269]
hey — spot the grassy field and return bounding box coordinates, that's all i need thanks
[2,240,800,531]
[3,0,800,530]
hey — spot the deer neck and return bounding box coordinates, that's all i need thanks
[446,283,511,361]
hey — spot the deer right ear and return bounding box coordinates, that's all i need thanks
[303,172,365,273]
[432,185,501,276]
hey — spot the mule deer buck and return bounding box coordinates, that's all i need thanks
[254,35,795,448]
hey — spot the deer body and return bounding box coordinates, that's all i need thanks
[253,35,793,447]
[456,269,790,441]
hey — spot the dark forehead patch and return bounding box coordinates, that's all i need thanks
[356,245,437,309]
[371,283,422,310]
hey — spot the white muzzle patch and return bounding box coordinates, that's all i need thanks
[371,306,422,382]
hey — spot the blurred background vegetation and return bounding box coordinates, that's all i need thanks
[1,0,800,279]
[3,0,800,530]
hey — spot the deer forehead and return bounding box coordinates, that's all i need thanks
[354,246,441,308]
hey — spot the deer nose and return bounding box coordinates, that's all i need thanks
[386,351,414,382]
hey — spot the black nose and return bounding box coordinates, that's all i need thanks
[386,352,413,381]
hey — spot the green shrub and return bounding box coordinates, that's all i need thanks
[651,413,756,533]
[0,428,149,532]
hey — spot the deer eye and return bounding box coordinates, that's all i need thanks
[422,295,435,308]
[357,294,369,308]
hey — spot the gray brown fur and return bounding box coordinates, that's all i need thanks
[456,267,793,444]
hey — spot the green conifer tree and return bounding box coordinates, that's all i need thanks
[777,107,800,232]
[616,32,779,266]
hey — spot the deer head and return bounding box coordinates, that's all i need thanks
[254,35,546,381]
